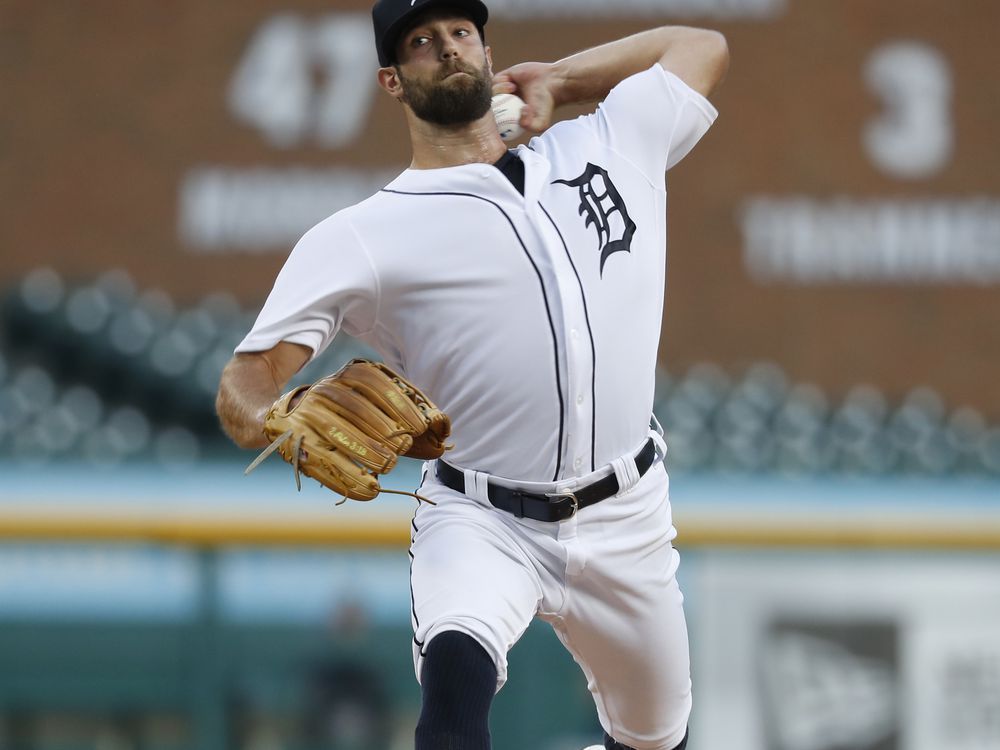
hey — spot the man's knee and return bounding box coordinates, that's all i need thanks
[604,727,688,750]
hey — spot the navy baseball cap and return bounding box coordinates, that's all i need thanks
[372,0,489,67]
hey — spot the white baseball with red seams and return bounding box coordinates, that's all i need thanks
[237,64,717,750]
[491,92,526,141]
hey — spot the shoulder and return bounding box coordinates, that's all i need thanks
[601,64,718,121]
[296,177,405,244]
[531,64,719,183]
[284,204,372,267]
[532,65,716,145]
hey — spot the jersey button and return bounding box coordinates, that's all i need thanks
[577,394,584,405]
[574,457,583,469]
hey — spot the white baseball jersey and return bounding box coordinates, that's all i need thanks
[238,64,717,484]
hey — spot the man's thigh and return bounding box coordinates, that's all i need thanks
[552,470,692,750]
[409,487,542,690]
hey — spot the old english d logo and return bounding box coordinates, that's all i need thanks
[554,163,637,277]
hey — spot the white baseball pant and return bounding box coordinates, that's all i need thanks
[408,447,691,750]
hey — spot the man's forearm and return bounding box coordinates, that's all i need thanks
[216,342,312,449]
[216,355,281,450]
[550,26,728,105]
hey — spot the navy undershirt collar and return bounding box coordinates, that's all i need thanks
[492,150,525,196]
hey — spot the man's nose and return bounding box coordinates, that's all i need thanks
[439,37,460,60]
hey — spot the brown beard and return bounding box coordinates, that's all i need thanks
[398,58,493,127]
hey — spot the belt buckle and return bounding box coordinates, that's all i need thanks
[545,490,579,519]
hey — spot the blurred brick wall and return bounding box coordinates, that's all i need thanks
[1,0,998,414]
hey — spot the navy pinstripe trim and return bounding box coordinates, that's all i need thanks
[382,188,567,481]
[539,202,599,473]
[409,547,425,655]
[409,543,421,648]
[410,474,426,655]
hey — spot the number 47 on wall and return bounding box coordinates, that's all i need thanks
[227,13,379,150]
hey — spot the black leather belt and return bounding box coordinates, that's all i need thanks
[435,438,658,522]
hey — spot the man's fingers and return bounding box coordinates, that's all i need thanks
[491,72,515,94]
[521,100,553,132]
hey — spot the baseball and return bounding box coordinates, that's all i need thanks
[491,93,526,142]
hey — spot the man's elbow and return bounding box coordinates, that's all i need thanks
[215,374,267,451]
[702,30,730,95]
[658,27,730,98]
[218,413,267,452]
[215,390,246,449]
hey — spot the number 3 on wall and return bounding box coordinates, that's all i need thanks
[863,41,954,180]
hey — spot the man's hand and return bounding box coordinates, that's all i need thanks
[493,62,560,135]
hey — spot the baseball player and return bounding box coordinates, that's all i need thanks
[216,1,728,748]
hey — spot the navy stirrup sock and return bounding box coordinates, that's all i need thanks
[415,631,497,750]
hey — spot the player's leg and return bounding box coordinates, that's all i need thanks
[552,463,692,750]
[415,630,497,750]
[409,483,542,750]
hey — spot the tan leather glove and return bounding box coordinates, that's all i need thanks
[246,359,451,502]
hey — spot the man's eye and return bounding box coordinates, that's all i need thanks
[412,36,430,47]
[455,28,470,37]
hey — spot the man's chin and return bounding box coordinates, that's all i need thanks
[404,75,493,127]
[440,73,482,92]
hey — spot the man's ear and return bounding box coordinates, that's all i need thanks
[377,66,405,100]
[485,45,493,75]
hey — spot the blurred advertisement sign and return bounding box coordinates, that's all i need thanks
[180,12,392,253]
[737,39,999,285]
[691,552,1000,750]
[908,624,1000,750]
[761,622,899,750]
[179,166,400,252]
[741,198,1000,284]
